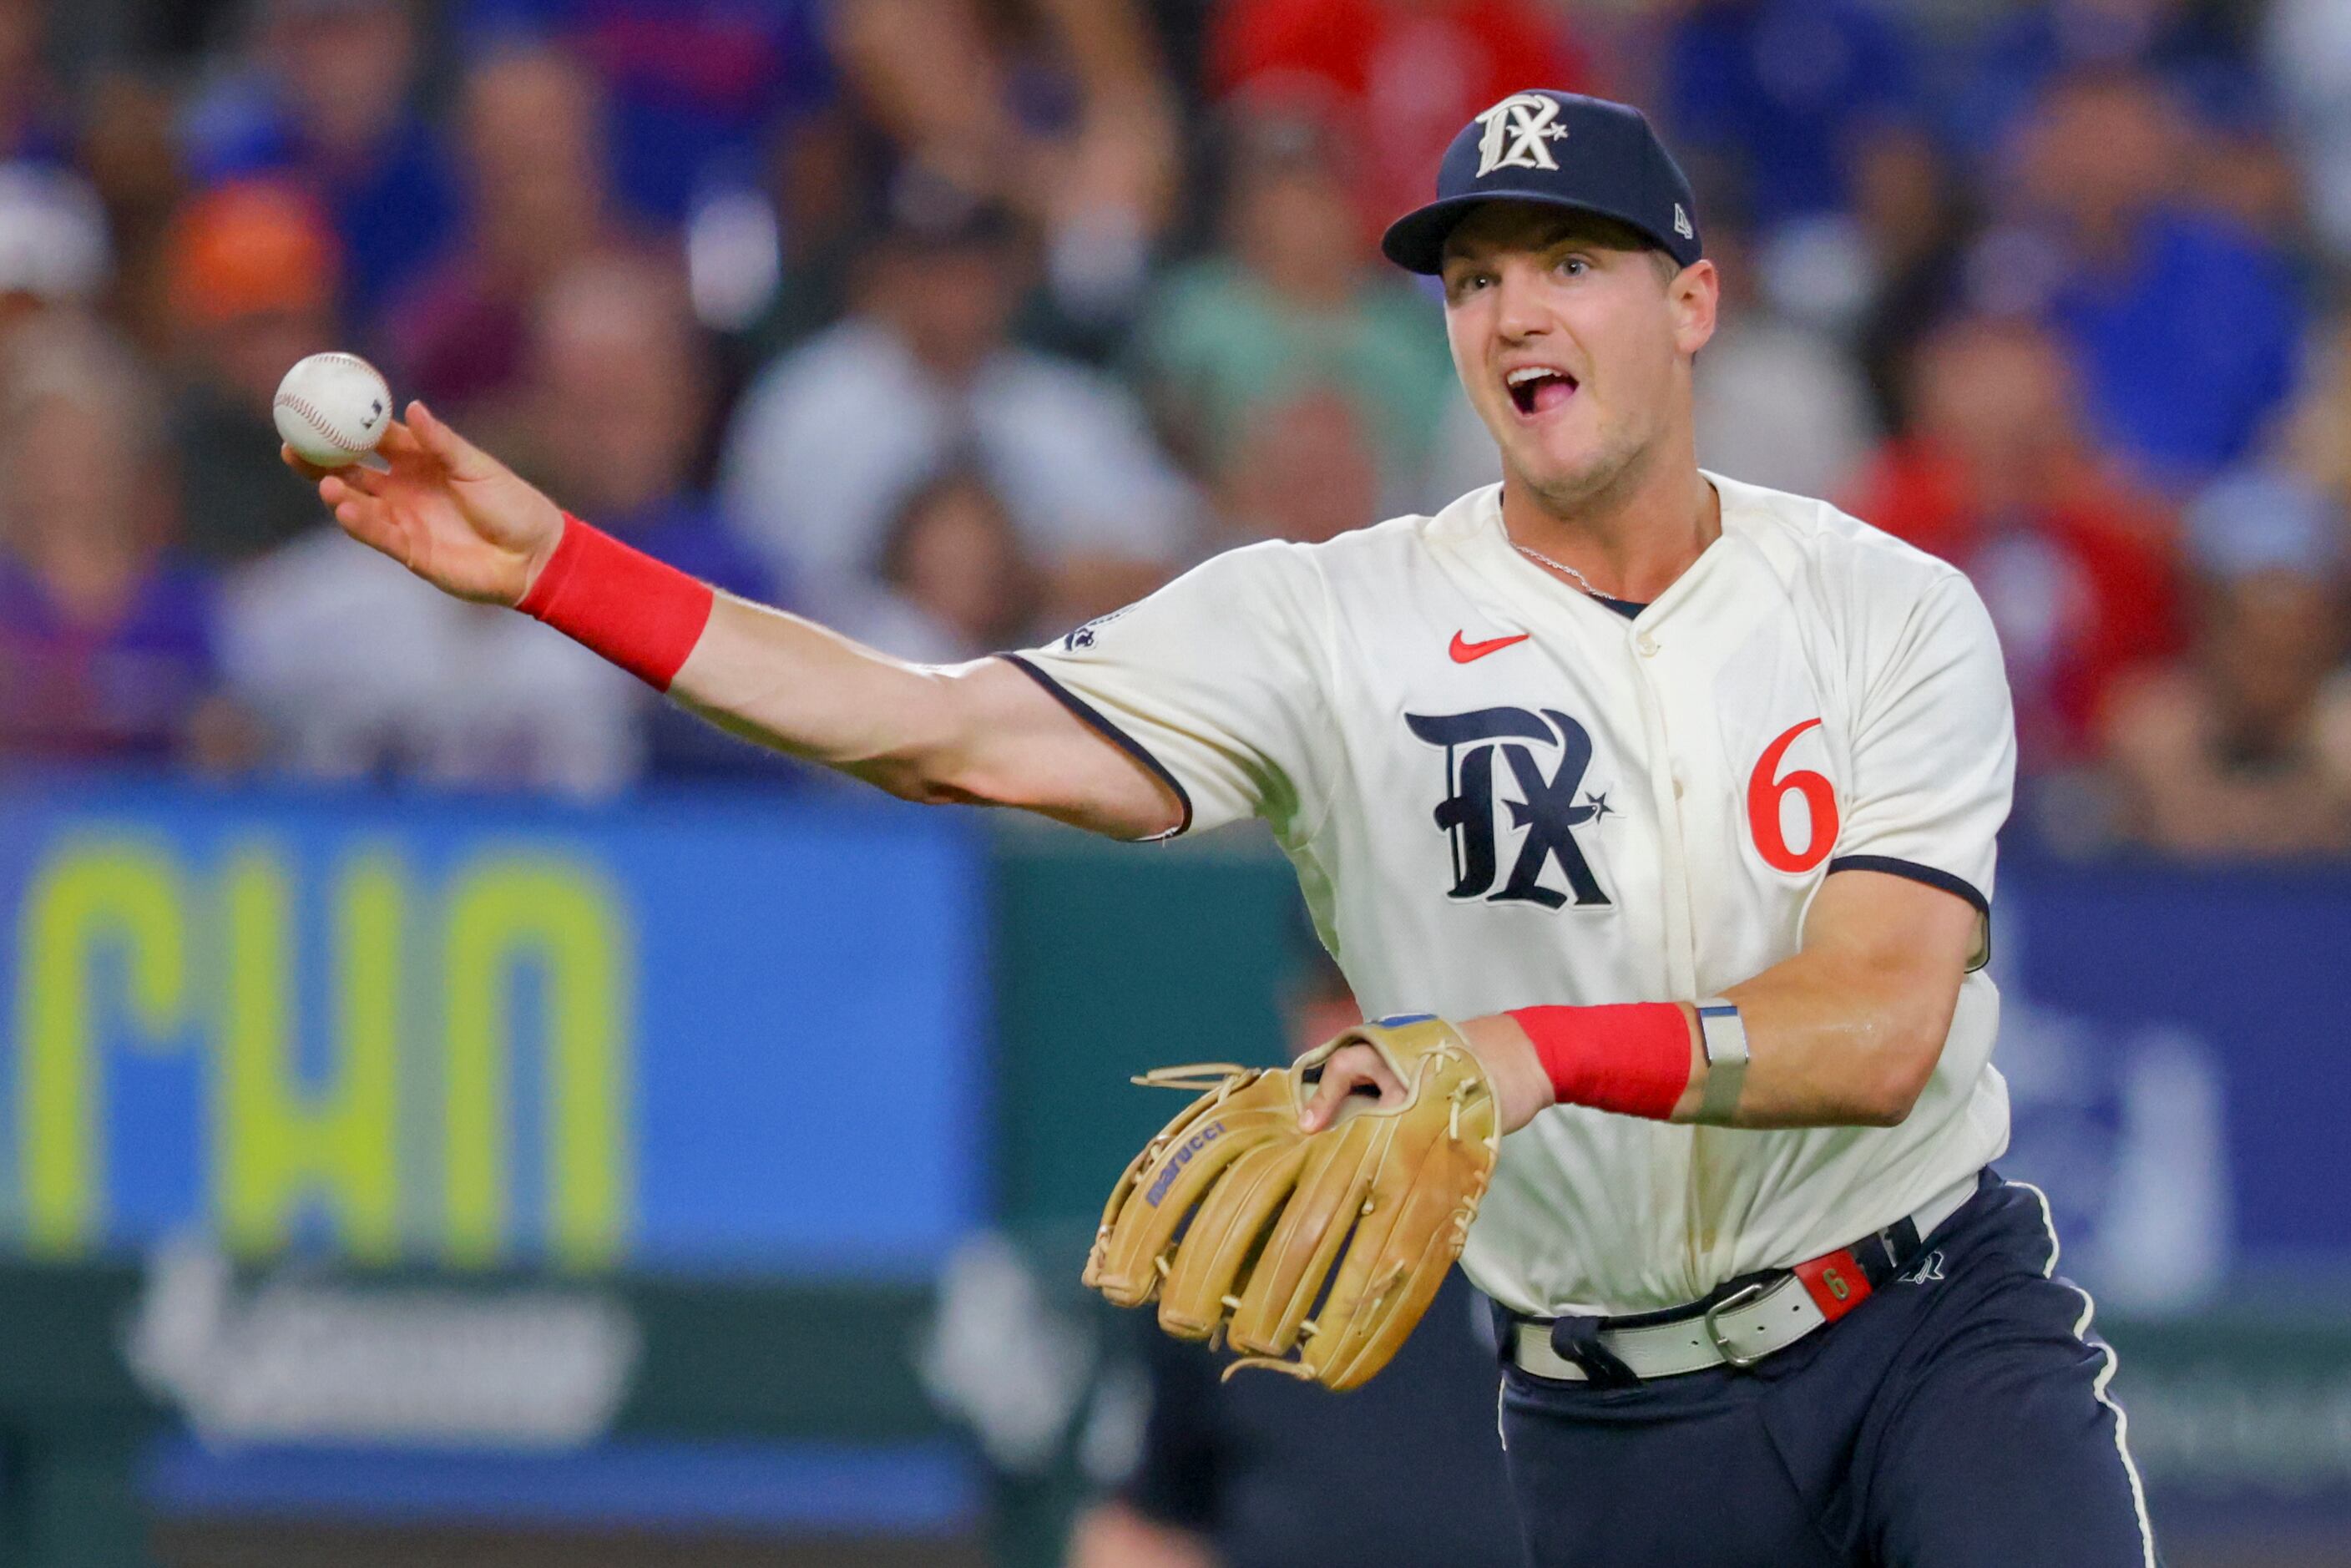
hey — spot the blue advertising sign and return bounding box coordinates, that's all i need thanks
[0,781,988,1277]
[1993,858,2351,1312]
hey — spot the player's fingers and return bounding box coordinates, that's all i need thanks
[1353,1045,1408,1103]
[331,493,406,561]
[1299,1044,1404,1132]
[336,463,388,498]
[1298,1070,1348,1133]
[406,399,493,477]
[317,468,386,509]
[282,444,338,483]
[376,417,424,463]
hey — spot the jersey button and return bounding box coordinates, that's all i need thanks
[1636,634,1660,656]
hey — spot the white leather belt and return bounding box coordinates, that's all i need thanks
[1509,1175,1978,1382]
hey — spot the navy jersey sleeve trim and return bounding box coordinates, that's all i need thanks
[1826,855,1989,916]
[997,654,1194,840]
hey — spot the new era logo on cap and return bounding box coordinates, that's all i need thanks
[1381,89,1705,276]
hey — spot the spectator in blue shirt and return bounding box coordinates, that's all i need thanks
[1660,0,1925,229]
[178,0,461,334]
[512,250,801,781]
[1954,0,2258,158]
[0,315,230,772]
[0,0,75,169]
[460,0,837,230]
[1998,67,2303,491]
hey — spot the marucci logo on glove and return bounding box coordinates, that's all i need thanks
[1145,1122,1224,1206]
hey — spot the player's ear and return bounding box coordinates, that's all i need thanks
[1669,259,1720,358]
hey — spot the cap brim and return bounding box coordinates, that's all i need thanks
[1380,191,1684,275]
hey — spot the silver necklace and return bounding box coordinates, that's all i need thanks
[1512,540,1608,599]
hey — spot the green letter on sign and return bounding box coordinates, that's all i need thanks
[15,842,190,1255]
[443,857,633,1268]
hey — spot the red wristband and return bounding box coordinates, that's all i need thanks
[1508,1003,1694,1121]
[517,513,715,691]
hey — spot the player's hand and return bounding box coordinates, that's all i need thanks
[1298,1014,1553,1136]
[284,400,564,607]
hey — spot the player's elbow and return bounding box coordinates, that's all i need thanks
[847,734,1009,807]
[852,760,979,806]
[1852,1029,1945,1127]
[832,664,1008,805]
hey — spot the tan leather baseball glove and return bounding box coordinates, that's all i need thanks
[1082,1015,1500,1391]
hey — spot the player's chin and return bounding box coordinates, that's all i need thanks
[1504,437,1611,499]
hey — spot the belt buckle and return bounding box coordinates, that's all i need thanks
[1701,1281,1771,1369]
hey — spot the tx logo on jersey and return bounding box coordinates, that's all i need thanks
[1407,707,1611,908]
[1474,94,1570,178]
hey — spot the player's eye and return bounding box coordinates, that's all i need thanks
[1557,255,1591,278]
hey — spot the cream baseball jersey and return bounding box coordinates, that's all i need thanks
[1005,475,2016,1318]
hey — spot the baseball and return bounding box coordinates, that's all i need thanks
[273,352,392,468]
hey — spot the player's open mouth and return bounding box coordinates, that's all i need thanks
[1505,365,1578,417]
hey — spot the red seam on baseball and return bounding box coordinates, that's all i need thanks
[279,390,378,448]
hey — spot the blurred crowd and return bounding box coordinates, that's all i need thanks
[3,0,2350,857]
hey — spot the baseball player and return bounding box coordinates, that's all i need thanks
[291,89,2155,1567]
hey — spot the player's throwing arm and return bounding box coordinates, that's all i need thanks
[284,397,1178,837]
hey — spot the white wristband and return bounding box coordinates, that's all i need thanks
[1694,998,1749,1125]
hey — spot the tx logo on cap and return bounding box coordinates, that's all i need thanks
[1474,93,1570,179]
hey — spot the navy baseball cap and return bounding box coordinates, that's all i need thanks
[1381,91,1703,276]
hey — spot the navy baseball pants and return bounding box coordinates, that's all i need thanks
[1496,1174,2159,1567]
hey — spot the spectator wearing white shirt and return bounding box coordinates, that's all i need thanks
[219,523,646,797]
[720,185,1197,641]
[1689,209,1876,502]
[2264,0,2351,258]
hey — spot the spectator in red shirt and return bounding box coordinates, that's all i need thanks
[1844,314,2183,770]
[1206,0,1590,237]
[2099,468,2351,857]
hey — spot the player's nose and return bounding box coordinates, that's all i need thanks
[1489,265,1555,343]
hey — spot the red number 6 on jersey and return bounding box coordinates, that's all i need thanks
[1747,718,1839,873]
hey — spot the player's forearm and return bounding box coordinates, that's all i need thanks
[1691,873,1979,1128]
[1694,945,1959,1128]
[1463,964,1948,1136]
[513,517,985,799]
[666,594,986,799]
[518,522,1181,834]
[1461,876,1973,1134]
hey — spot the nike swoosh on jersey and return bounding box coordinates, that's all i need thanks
[1449,630,1531,664]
